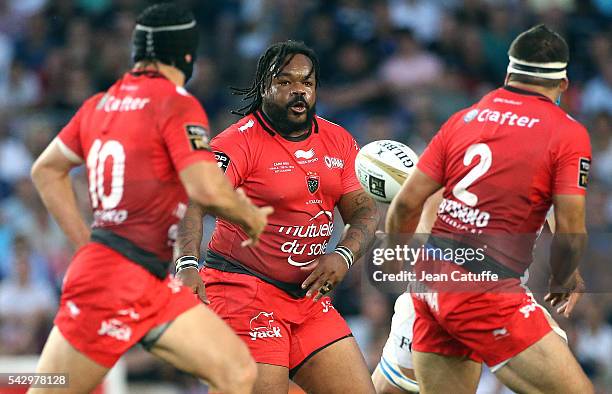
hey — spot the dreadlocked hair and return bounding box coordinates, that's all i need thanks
[231,40,320,116]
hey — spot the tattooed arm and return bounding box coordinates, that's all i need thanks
[174,199,206,261]
[301,189,380,300]
[336,189,380,261]
[173,199,209,303]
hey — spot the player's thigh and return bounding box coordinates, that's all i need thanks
[292,336,375,394]
[494,331,593,394]
[28,326,109,394]
[372,365,418,394]
[413,351,481,394]
[150,304,255,387]
[252,363,289,394]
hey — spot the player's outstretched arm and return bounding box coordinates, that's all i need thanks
[179,161,273,246]
[386,168,441,235]
[176,163,272,303]
[415,189,444,234]
[31,139,90,249]
[545,194,587,318]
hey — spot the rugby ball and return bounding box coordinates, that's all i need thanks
[355,140,419,203]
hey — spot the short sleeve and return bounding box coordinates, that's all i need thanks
[553,125,591,195]
[210,128,251,187]
[57,103,87,162]
[160,95,215,172]
[417,128,446,184]
[341,133,363,195]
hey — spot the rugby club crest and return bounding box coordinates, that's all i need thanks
[306,172,320,194]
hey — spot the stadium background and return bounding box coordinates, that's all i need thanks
[0,0,611,392]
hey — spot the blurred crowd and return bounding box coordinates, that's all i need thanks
[1,0,611,392]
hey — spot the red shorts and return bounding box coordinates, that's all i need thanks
[411,288,552,369]
[202,267,352,373]
[55,243,199,368]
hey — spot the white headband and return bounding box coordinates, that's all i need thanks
[134,21,196,33]
[507,55,567,79]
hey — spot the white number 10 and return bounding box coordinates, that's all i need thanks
[86,139,125,209]
[452,143,492,207]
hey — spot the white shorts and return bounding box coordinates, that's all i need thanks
[378,293,419,392]
[382,293,416,370]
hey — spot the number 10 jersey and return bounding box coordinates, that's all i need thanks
[57,71,215,263]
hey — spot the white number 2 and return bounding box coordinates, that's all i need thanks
[452,143,492,207]
[86,139,125,209]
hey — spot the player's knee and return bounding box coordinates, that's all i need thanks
[219,355,256,393]
[235,356,257,390]
[573,375,594,394]
[210,344,256,393]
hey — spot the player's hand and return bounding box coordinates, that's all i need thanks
[300,253,349,301]
[237,188,274,247]
[177,267,209,304]
[241,204,274,247]
[545,270,585,318]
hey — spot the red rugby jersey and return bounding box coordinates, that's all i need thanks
[418,86,591,273]
[208,111,362,284]
[57,72,215,262]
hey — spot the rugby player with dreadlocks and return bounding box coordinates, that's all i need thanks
[29,3,271,393]
[175,40,379,393]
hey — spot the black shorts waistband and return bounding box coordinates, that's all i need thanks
[205,250,307,298]
[91,228,169,280]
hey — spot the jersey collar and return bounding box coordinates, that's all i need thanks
[502,85,552,102]
[253,110,319,142]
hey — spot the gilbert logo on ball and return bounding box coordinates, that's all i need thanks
[355,140,419,203]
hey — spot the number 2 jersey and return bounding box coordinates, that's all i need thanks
[57,71,215,268]
[206,111,362,288]
[418,85,591,275]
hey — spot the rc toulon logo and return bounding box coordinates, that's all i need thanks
[306,173,320,194]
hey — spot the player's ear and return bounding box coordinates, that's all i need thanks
[504,74,510,85]
[260,81,269,99]
[559,78,569,92]
[185,54,192,63]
